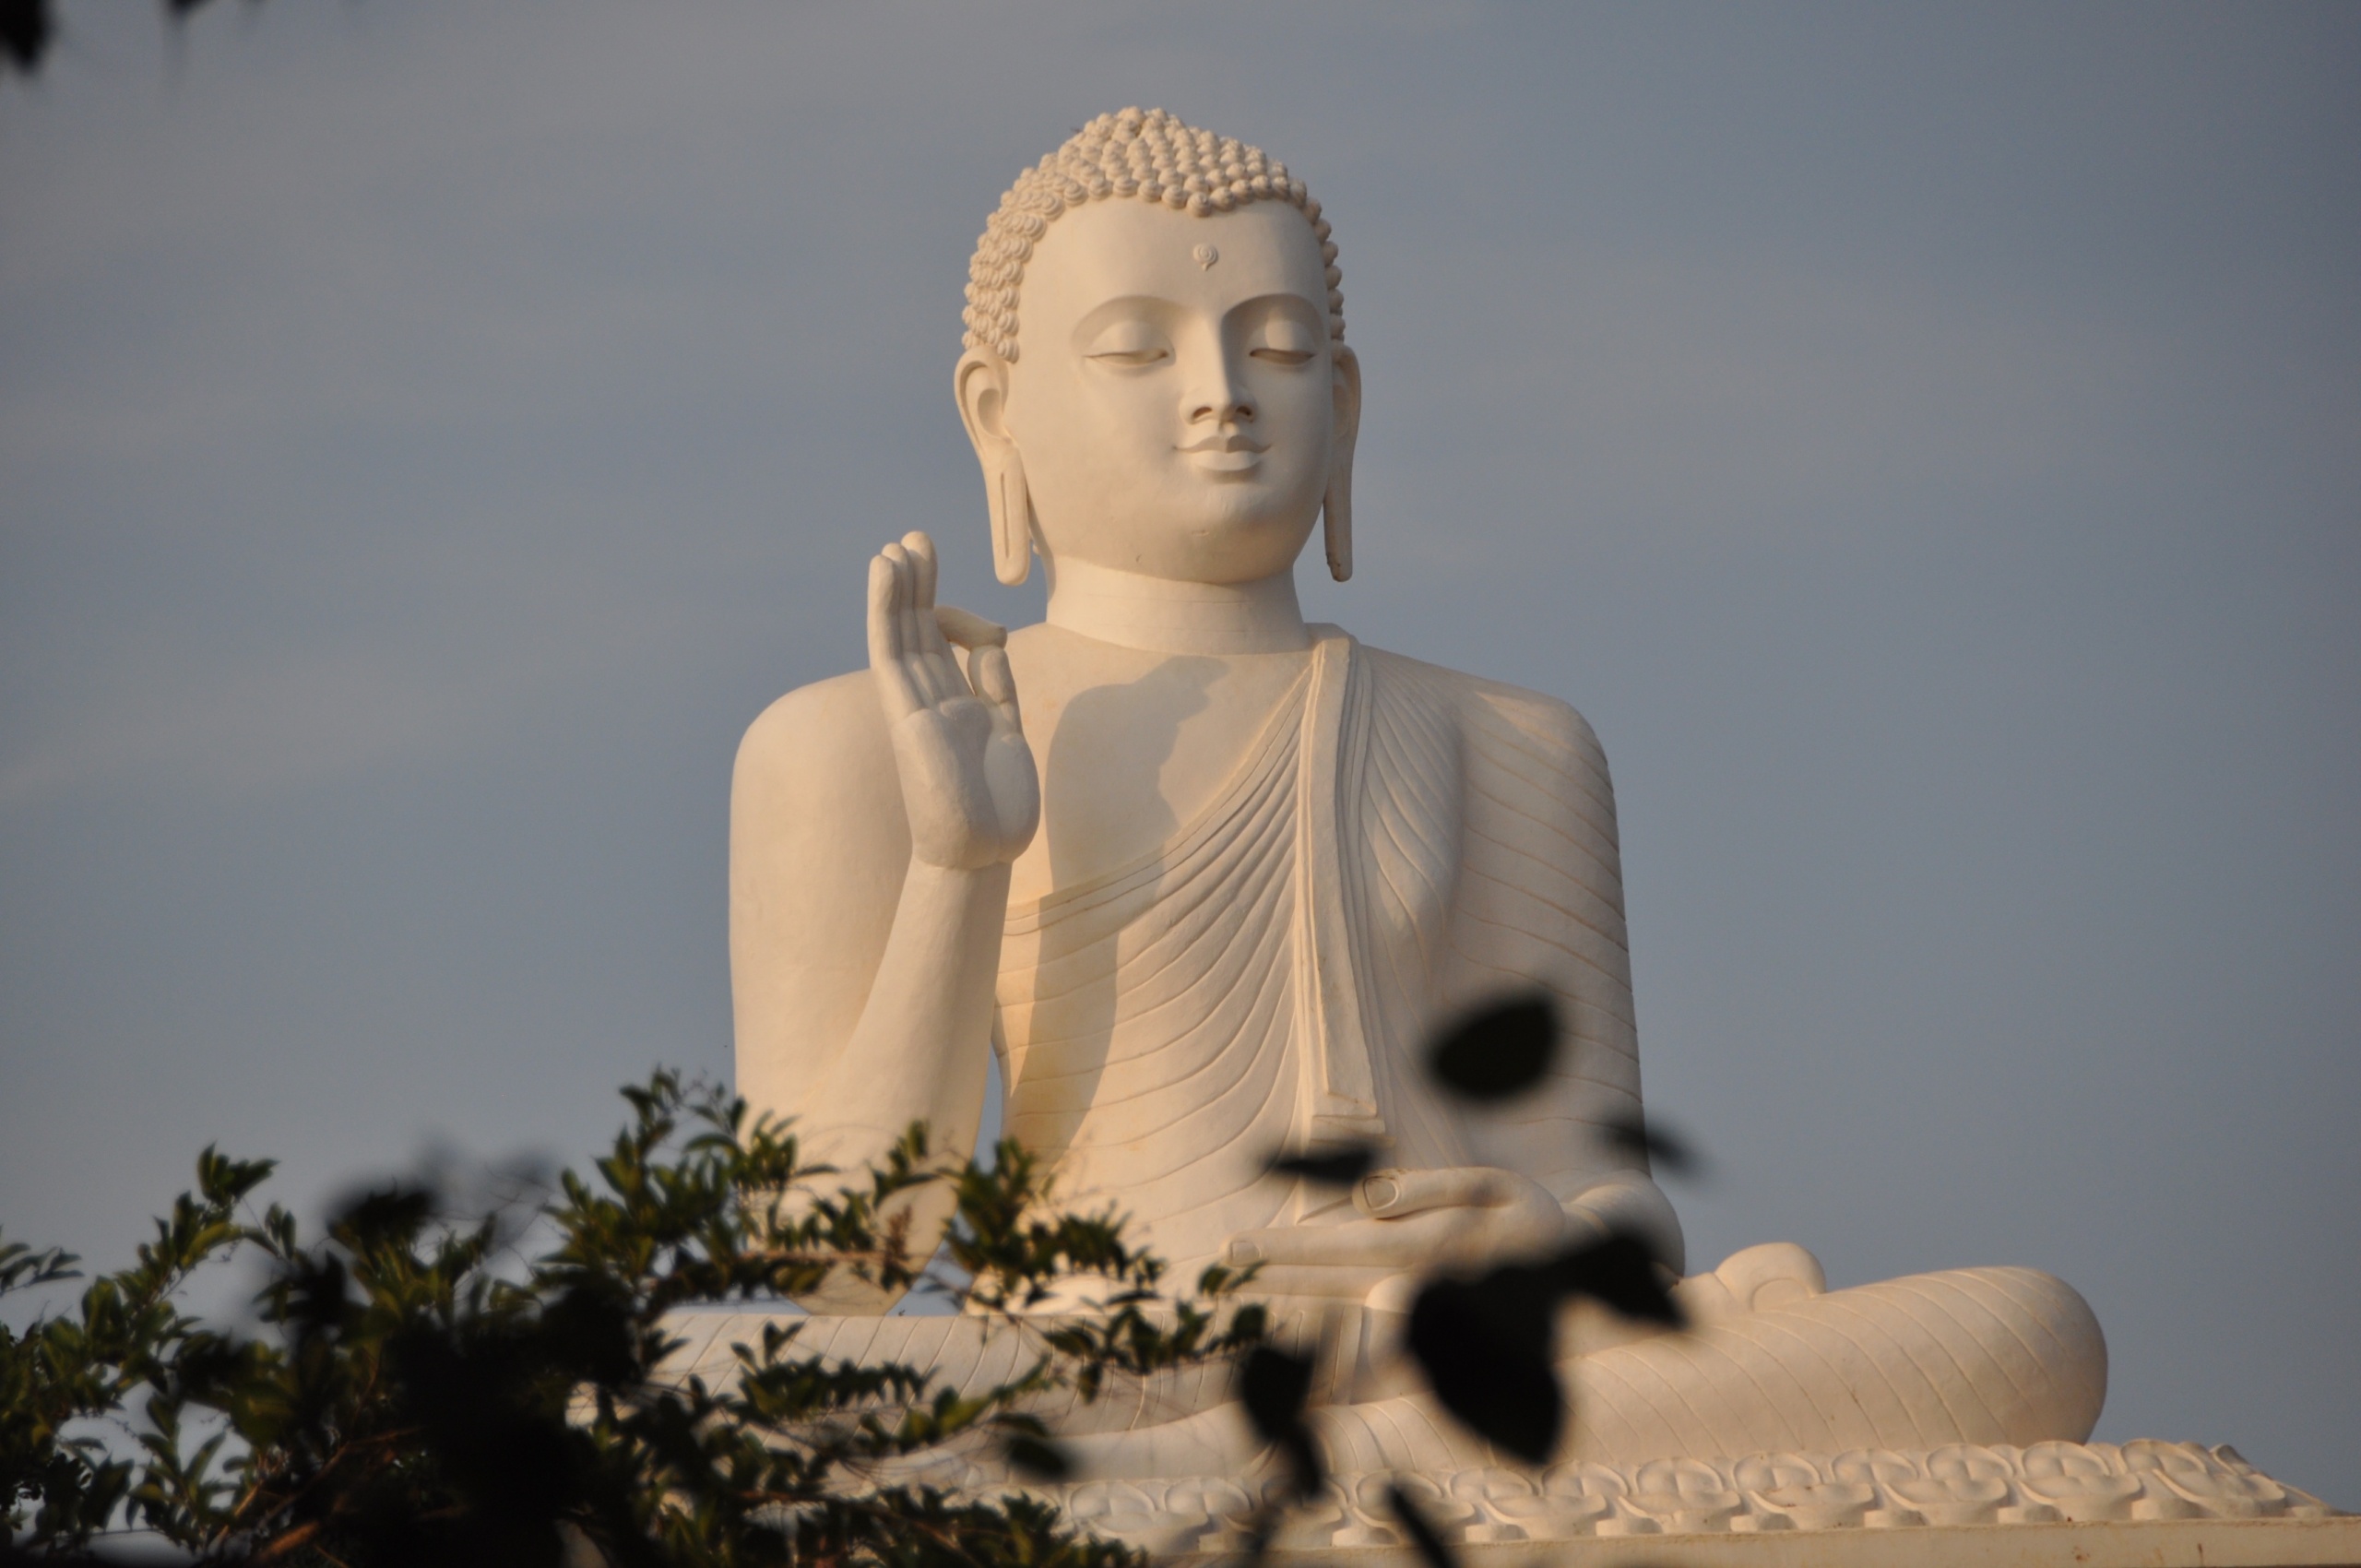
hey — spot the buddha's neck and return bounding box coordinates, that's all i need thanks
[1043,557,1311,656]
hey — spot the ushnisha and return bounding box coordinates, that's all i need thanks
[728,108,2106,1477]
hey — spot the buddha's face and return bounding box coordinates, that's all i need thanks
[959,198,1358,586]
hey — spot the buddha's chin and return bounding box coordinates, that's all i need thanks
[1040,487,1318,582]
[1159,506,1316,582]
[1179,475,1318,535]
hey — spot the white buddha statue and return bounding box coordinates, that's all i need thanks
[725,107,2106,1479]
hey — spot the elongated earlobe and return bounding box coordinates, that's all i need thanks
[988,450,1035,587]
[956,348,1034,587]
[1323,475,1352,583]
[1324,344,1362,583]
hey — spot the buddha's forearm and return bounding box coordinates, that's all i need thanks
[811,858,1007,1167]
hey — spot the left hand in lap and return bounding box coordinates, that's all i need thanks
[1224,1166,1570,1299]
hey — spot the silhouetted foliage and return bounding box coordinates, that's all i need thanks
[1544,1232,1685,1329]
[1382,1482,1452,1568]
[2,0,239,77]
[1404,1231,1686,1465]
[1,1072,1266,1564]
[1602,1110,1702,1179]
[1406,1264,1563,1465]
[7,981,1706,1565]
[0,0,48,73]
[1423,993,1559,1102]
[1234,1347,1320,1501]
[1264,1146,1376,1190]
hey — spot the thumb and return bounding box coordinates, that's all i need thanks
[969,645,1023,721]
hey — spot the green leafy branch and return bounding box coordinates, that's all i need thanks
[2,1070,1268,1567]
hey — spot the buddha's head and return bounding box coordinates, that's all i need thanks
[955,108,1362,589]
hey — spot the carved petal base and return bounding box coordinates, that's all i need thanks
[952,1443,2348,1563]
[1239,1516,2361,1567]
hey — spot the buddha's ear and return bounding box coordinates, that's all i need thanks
[1323,343,1362,583]
[955,348,1035,587]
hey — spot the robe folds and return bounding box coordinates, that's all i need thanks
[709,625,2106,1476]
[993,625,1654,1288]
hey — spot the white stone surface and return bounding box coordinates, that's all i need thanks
[910,1441,2343,1555]
[726,107,2118,1474]
[1240,1516,2361,1568]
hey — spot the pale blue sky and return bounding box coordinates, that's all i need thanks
[4,0,2356,1500]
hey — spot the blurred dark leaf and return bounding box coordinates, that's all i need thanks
[1406,1269,1562,1464]
[1269,1143,1377,1188]
[1426,993,1558,1103]
[1237,1344,1323,1496]
[330,1181,436,1245]
[0,0,49,72]
[1601,1111,1701,1178]
[1004,1433,1074,1482]
[1406,1229,1687,1462]
[1547,1232,1686,1329]
[1238,1343,1311,1433]
[1385,1481,1458,1568]
[4,0,253,81]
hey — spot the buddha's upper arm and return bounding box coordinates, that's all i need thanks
[729,671,910,1111]
[1443,685,1650,1198]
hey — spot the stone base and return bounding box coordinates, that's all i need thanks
[655,1318,2345,1563]
[978,1443,2345,1562]
[1251,1517,2361,1567]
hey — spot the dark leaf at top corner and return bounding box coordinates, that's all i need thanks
[1425,992,1559,1103]
[0,0,51,75]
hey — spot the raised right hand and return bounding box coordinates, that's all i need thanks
[868,530,1039,871]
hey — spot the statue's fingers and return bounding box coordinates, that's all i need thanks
[903,538,968,697]
[906,532,952,664]
[1234,1263,1397,1301]
[934,605,1008,649]
[1355,1167,1502,1221]
[970,645,1023,724]
[1225,1219,1435,1270]
[867,553,923,719]
[881,541,946,706]
[902,530,939,611]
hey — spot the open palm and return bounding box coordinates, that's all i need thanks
[867,530,1039,871]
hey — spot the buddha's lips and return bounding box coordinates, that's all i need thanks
[1179,435,1268,474]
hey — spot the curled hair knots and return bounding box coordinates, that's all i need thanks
[960,107,1345,362]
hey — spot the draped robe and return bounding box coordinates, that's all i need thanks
[994,626,1654,1289]
[715,624,2106,1476]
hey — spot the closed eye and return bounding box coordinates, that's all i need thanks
[1085,321,1171,368]
[1247,316,1321,367]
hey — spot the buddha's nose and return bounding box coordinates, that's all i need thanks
[1188,393,1255,426]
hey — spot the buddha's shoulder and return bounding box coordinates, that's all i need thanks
[1347,636,1612,775]
[732,670,896,806]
